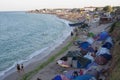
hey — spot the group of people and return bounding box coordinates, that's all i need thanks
[17,64,24,73]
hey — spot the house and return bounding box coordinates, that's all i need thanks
[84,6,96,11]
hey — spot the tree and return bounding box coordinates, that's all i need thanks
[103,6,113,12]
[95,8,99,11]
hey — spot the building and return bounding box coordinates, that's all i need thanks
[84,6,96,11]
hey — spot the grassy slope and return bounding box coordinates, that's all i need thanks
[21,36,78,80]
[109,21,120,80]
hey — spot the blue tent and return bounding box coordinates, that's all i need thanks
[74,74,94,80]
[102,42,112,50]
[52,75,62,80]
[97,31,109,41]
[86,47,94,52]
[79,42,94,52]
[79,42,91,49]
[100,54,112,61]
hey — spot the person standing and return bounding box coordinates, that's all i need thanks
[21,64,24,72]
[17,64,21,73]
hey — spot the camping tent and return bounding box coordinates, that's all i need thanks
[96,47,110,56]
[79,42,94,52]
[105,36,113,45]
[102,42,112,50]
[97,31,109,41]
[86,37,94,44]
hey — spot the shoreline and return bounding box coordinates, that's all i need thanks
[2,32,74,80]
[1,13,73,80]
[2,21,112,80]
[2,11,113,80]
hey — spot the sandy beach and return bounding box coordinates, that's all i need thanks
[2,16,112,80]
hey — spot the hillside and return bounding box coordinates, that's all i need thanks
[109,21,120,80]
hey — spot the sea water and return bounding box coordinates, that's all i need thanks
[0,12,72,77]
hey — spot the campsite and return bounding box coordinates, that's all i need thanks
[2,6,120,80]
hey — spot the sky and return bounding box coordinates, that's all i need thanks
[0,0,120,11]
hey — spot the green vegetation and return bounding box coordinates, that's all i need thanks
[109,43,120,80]
[21,36,77,80]
[109,22,117,33]
[109,21,120,41]
[109,21,120,80]
[103,5,113,12]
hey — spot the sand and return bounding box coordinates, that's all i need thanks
[2,20,112,80]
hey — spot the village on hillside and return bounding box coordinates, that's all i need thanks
[28,6,120,24]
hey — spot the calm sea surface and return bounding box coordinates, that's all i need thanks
[0,12,72,76]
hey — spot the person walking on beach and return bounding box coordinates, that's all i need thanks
[16,64,21,73]
[21,64,24,72]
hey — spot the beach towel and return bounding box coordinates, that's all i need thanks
[57,60,70,68]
